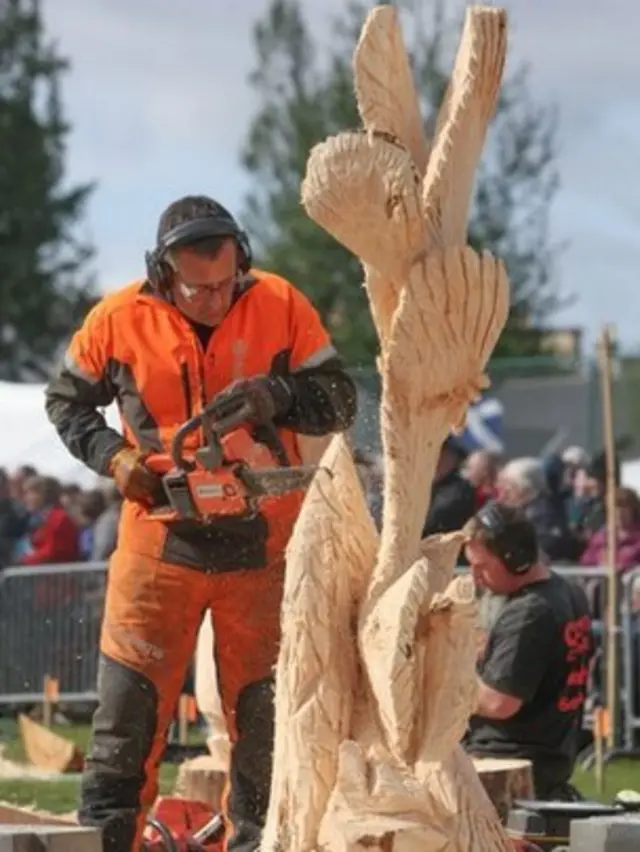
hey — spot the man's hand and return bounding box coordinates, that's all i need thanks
[217,375,293,424]
[109,447,164,506]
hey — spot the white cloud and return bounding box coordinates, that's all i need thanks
[43,0,640,345]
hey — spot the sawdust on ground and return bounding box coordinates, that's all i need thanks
[0,745,67,781]
[0,746,78,824]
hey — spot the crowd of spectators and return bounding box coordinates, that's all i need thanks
[0,464,121,570]
[355,440,640,758]
[3,442,640,579]
[357,440,640,577]
[2,443,640,754]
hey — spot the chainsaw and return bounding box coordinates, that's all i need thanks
[145,810,224,851]
[144,392,318,524]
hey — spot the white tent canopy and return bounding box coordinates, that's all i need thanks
[621,459,640,494]
[0,381,120,488]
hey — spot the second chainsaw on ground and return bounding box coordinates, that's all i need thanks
[144,393,317,524]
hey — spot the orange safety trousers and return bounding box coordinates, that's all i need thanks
[78,548,285,852]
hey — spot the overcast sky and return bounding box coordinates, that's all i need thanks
[42,0,640,350]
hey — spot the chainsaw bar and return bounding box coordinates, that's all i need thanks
[240,465,318,496]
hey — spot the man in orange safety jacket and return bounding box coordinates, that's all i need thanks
[45,195,357,852]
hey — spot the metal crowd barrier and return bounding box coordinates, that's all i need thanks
[553,564,640,754]
[463,563,640,754]
[620,567,640,750]
[0,560,639,756]
[0,561,107,705]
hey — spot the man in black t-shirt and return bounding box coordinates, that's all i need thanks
[463,501,593,800]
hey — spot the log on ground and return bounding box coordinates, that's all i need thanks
[173,755,227,811]
[472,757,535,823]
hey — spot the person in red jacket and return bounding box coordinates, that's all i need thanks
[462,449,500,509]
[19,475,80,565]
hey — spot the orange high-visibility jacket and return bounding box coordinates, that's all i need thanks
[45,270,356,570]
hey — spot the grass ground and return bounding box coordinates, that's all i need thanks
[1,720,640,815]
[0,719,202,814]
[573,759,640,801]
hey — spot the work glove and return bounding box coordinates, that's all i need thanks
[217,374,294,425]
[109,447,165,506]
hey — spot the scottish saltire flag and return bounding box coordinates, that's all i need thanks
[458,396,505,455]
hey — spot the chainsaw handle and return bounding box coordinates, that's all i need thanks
[145,816,179,851]
[170,400,255,470]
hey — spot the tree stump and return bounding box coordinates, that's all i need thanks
[472,758,535,823]
[174,755,226,811]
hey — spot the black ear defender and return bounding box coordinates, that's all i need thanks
[145,203,253,292]
[474,501,538,576]
[144,246,173,292]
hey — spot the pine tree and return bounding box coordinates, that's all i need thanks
[242,0,562,364]
[0,0,96,381]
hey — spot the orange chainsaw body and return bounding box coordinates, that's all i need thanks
[146,425,285,523]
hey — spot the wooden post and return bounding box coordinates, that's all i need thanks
[592,706,610,796]
[178,694,197,745]
[597,325,618,751]
[42,674,59,729]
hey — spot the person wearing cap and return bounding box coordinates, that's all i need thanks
[45,195,357,852]
[561,445,589,482]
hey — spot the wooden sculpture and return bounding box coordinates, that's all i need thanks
[263,5,512,852]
